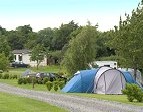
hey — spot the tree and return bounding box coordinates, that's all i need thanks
[37,27,54,50]
[96,32,115,59]
[110,2,143,80]
[30,44,45,69]
[0,35,11,57]
[16,24,32,34]
[62,25,98,75]
[7,31,24,50]
[0,53,9,71]
[51,21,78,50]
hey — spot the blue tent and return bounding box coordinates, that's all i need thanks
[62,66,139,94]
[62,69,98,93]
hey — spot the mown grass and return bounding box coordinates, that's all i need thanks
[0,92,67,112]
[0,79,49,91]
[68,93,143,106]
[9,65,62,73]
[1,79,143,106]
[1,66,143,107]
[0,65,66,92]
[7,65,63,76]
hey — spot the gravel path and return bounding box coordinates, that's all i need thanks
[0,82,143,112]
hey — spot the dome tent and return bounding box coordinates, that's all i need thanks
[62,69,98,93]
[62,66,138,94]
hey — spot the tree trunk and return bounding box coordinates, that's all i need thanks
[36,60,39,70]
[133,66,137,81]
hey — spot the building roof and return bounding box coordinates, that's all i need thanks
[12,49,31,54]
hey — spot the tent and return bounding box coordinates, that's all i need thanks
[62,66,138,94]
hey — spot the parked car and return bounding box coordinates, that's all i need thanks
[36,72,67,82]
[11,62,29,68]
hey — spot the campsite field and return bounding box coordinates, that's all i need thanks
[0,92,67,112]
[1,66,143,107]
[1,78,143,106]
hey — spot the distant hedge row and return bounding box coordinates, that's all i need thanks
[18,77,65,91]
[18,77,65,85]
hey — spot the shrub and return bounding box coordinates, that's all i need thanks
[46,81,53,91]
[54,84,59,91]
[0,70,3,73]
[59,81,65,90]
[122,83,143,102]
[0,73,2,79]
[37,78,43,84]
[43,77,49,84]
[9,74,13,79]
[18,78,23,84]
[31,77,37,84]
[23,78,27,84]
[2,73,9,79]
[53,81,59,91]
[13,75,17,79]
[26,77,32,84]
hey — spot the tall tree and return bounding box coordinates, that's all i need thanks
[111,2,143,80]
[0,53,9,71]
[51,21,78,50]
[7,31,24,50]
[0,35,11,57]
[62,25,98,75]
[37,27,54,50]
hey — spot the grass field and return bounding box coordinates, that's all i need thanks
[1,66,143,107]
[69,93,143,106]
[0,79,47,91]
[0,92,67,112]
[7,65,62,76]
[1,79,143,106]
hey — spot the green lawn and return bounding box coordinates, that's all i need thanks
[8,65,62,76]
[1,79,143,106]
[1,66,143,107]
[0,92,67,112]
[69,93,143,106]
[0,79,48,91]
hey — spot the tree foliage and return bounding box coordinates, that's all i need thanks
[0,53,9,71]
[0,36,11,57]
[62,25,98,75]
[110,3,143,80]
[30,44,45,69]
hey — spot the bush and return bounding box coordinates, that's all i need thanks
[13,75,17,79]
[54,84,59,91]
[46,81,53,91]
[37,78,43,84]
[53,81,59,91]
[0,70,3,73]
[9,74,13,79]
[26,77,32,84]
[23,78,27,84]
[0,73,2,79]
[2,73,9,79]
[59,81,65,90]
[18,78,23,84]
[43,77,49,84]
[122,83,143,102]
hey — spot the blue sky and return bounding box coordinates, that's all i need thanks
[0,0,140,32]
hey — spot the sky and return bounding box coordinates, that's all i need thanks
[0,0,140,32]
